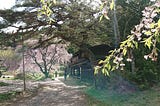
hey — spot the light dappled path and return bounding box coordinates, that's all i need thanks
[9,78,88,106]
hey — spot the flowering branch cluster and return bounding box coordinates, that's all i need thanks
[95,1,160,75]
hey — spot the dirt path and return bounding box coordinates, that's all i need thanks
[5,79,88,106]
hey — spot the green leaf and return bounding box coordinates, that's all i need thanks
[158,19,160,28]
[99,15,103,22]
[106,71,110,76]
[107,63,111,70]
[100,3,104,11]
[94,66,99,75]
[155,8,160,13]
[127,42,132,47]
[120,40,128,47]
[145,31,152,36]
[122,48,127,56]
[134,41,138,49]
[155,36,159,42]
[102,68,105,74]
[98,60,104,64]
[104,15,110,20]
[150,23,155,29]
[111,66,116,71]
[110,0,114,10]
[143,37,152,49]
[155,29,159,36]
[40,0,44,3]
[104,63,111,70]
[109,50,114,53]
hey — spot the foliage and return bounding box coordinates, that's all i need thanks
[85,84,160,106]
[13,72,44,80]
[125,46,160,89]
[0,91,18,102]
[0,49,21,71]
[0,82,10,86]
[38,0,56,23]
[67,43,79,54]
[26,73,45,81]
[0,0,110,49]
[97,1,160,75]
[116,0,152,40]
[0,49,15,58]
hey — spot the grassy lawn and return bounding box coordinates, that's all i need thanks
[85,85,160,106]
[61,77,160,106]
[62,77,160,106]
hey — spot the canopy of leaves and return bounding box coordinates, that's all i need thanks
[0,0,111,50]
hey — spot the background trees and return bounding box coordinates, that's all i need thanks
[0,49,21,71]
[23,44,71,78]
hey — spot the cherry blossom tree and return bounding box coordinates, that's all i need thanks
[19,44,72,78]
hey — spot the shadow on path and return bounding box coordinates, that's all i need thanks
[10,78,88,106]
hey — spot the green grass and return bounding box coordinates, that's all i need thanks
[61,77,160,106]
[26,73,45,81]
[0,82,10,86]
[0,91,18,102]
[85,85,160,106]
[60,77,92,86]
[14,73,46,81]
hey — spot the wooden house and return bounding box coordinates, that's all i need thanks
[68,44,113,84]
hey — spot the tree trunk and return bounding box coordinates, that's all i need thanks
[44,71,49,78]
[41,68,49,78]
[113,0,120,48]
[22,35,26,91]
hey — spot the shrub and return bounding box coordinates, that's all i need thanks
[0,82,10,86]
[0,91,18,102]
[14,72,45,81]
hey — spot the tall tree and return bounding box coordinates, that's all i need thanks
[0,0,110,49]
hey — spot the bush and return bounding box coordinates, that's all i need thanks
[14,73,24,80]
[0,82,10,86]
[14,72,45,81]
[0,91,18,102]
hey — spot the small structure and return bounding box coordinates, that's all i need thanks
[68,44,113,87]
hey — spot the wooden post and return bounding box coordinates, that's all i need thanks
[79,66,82,80]
[64,67,67,81]
[22,34,26,91]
